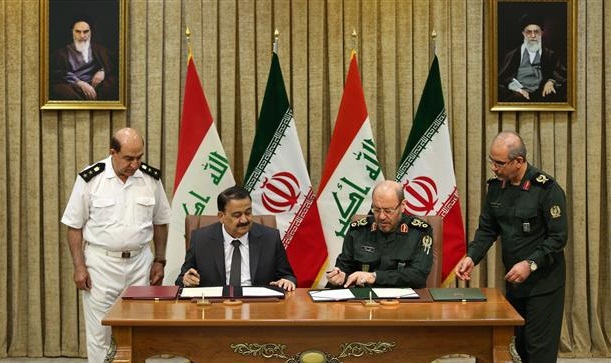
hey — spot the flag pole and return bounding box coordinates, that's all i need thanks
[186,26,192,61]
[351,28,357,54]
[430,29,437,65]
[273,28,279,54]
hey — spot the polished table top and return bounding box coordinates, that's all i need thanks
[103,288,524,328]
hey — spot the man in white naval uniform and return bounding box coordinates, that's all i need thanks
[61,127,171,362]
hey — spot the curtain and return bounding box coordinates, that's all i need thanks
[0,0,608,358]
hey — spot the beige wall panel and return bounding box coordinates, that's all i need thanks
[6,0,25,355]
[360,0,379,149]
[218,1,239,179]
[0,0,9,349]
[307,0,327,188]
[41,113,61,356]
[412,1,430,107]
[291,0,309,160]
[23,0,44,352]
[464,0,484,256]
[273,0,291,96]
[396,0,414,151]
[255,0,272,113]
[328,0,346,137]
[57,112,80,356]
[129,1,148,131]
[201,0,219,127]
[237,0,257,174]
[162,2,183,192]
[378,0,398,175]
[145,1,165,166]
[448,0,467,218]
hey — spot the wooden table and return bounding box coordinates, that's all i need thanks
[103,288,523,363]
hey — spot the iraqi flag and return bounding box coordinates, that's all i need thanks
[395,55,466,286]
[315,51,385,287]
[164,55,236,284]
[244,52,326,287]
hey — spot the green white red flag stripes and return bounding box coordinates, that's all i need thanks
[315,52,385,287]
[164,55,236,284]
[395,56,466,286]
[244,52,326,287]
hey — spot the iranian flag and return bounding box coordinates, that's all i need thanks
[244,51,326,287]
[315,51,385,287]
[164,55,236,284]
[395,55,465,286]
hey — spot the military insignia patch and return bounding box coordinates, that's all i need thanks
[79,162,105,182]
[421,235,433,255]
[350,217,370,229]
[532,173,553,188]
[410,218,429,230]
[400,223,408,233]
[140,162,161,180]
[550,205,562,219]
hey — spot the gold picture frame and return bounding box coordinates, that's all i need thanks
[490,0,576,112]
[40,0,127,110]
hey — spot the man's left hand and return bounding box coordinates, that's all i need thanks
[149,262,164,285]
[270,278,296,291]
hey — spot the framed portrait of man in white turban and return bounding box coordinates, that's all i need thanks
[490,0,576,111]
[40,0,127,110]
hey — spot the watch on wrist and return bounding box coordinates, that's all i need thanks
[527,260,537,272]
[153,258,166,267]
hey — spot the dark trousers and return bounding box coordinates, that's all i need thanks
[507,286,565,363]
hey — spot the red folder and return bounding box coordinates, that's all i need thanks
[122,285,179,300]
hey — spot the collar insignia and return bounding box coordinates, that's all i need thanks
[421,235,433,255]
[139,162,161,180]
[79,162,105,182]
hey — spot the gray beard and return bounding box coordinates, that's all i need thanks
[74,40,91,62]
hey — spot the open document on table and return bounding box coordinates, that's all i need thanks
[308,287,419,302]
[180,286,285,299]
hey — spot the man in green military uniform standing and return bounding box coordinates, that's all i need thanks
[456,131,567,363]
[326,180,433,288]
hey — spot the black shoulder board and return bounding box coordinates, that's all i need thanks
[487,177,500,185]
[531,173,554,188]
[140,162,161,180]
[409,217,429,230]
[79,162,105,182]
[350,216,371,229]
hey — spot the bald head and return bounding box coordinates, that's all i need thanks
[371,180,405,233]
[372,180,404,202]
[491,131,527,161]
[110,128,145,182]
[111,128,144,152]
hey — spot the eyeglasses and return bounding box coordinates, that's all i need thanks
[371,203,402,216]
[487,156,515,169]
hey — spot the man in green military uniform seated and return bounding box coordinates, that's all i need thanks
[326,180,434,288]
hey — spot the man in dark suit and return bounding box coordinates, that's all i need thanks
[175,185,296,291]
